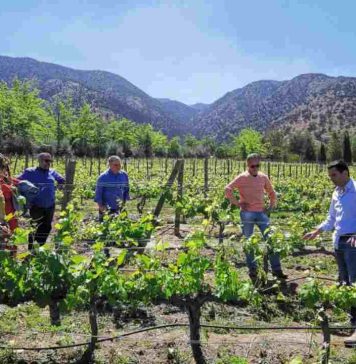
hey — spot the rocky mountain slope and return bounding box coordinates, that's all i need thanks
[2,55,356,141]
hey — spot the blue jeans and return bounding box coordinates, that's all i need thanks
[335,235,356,325]
[240,211,281,273]
[335,236,356,285]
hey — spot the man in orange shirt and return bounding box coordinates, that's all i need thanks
[225,153,287,281]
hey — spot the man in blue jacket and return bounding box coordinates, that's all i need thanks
[95,155,130,221]
[18,153,65,249]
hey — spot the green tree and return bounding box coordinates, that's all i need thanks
[168,137,182,158]
[351,135,356,163]
[70,103,106,156]
[233,129,265,158]
[264,130,286,161]
[184,134,200,157]
[151,131,168,157]
[201,137,216,156]
[0,80,55,154]
[319,143,327,163]
[106,119,137,157]
[52,97,75,153]
[288,131,305,157]
[303,133,316,161]
[215,143,234,158]
[343,131,352,163]
[137,126,154,157]
[328,132,342,161]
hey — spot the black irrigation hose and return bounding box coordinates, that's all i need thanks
[260,275,337,293]
[0,322,353,352]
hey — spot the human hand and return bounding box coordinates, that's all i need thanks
[0,224,11,238]
[303,230,320,240]
[347,236,356,247]
[237,201,249,211]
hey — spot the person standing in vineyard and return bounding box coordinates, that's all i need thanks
[0,154,19,256]
[95,155,130,221]
[303,160,356,346]
[18,153,65,250]
[225,153,287,282]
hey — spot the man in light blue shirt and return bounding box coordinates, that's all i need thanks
[304,160,356,346]
[94,155,130,221]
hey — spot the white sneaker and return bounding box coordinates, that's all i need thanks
[344,330,356,347]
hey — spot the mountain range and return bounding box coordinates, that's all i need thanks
[1,55,356,141]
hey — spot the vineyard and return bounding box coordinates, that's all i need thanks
[1,157,356,364]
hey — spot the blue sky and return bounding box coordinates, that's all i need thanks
[1,0,356,104]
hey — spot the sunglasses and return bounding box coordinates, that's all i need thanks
[250,164,260,168]
[43,159,53,163]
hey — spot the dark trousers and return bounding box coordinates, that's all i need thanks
[335,235,356,325]
[28,205,55,250]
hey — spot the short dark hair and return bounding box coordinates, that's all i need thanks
[327,160,349,174]
[246,153,261,162]
[38,152,52,161]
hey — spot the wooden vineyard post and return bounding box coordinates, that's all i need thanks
[204,158,209,197]
[174,160,184,236]
[12,155,18,175]
[25,153,29,169]
[97,157,101,176]
[267,162,271,179]
[146,158,149,179]
[153,159,183,221]
[62,159,76,210]
[277,163,280,181]
[320,310,331,364]
[89,157,93,176]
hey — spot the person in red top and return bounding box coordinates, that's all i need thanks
[0,154,19,256]
[225,153,287,282]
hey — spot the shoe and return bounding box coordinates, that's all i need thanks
[345,330,356,347]
[272,270,288,279]
[249,271,258,284]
